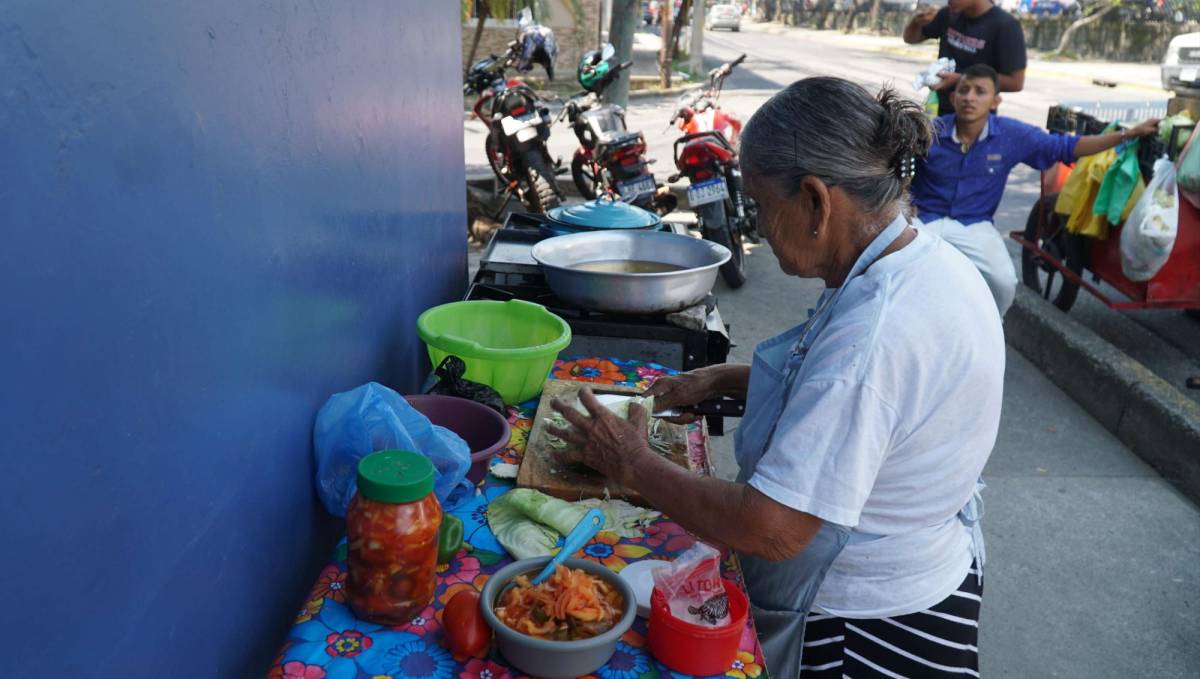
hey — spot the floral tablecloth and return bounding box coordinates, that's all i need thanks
[271,358,767,679]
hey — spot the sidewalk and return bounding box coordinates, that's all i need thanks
[701,238,1199,679]
[741,20,1165,93]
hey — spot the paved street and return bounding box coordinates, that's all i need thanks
[468,22,1199,677]
[468,21,1200,400]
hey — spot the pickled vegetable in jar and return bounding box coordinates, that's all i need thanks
[346,449,443,625]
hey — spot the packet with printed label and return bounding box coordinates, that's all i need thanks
[650,542,731,626]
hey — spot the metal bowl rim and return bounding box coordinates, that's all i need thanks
[530,231,731,278]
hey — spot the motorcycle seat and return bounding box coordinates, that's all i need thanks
[596,130,643,152]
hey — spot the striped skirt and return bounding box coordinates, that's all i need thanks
[799,563,983,678]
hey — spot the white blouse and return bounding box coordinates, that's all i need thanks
[748,229,1006,618]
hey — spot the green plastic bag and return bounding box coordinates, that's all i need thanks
[924,89,940,120]
[1177,126,1200,205]
[1093,140,1140,225]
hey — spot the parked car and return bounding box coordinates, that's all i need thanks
[706,3,742,31]
[1029,0,1077,16]
[1163,32,1200,96]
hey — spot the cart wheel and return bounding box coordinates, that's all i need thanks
[1021,194,1084,312]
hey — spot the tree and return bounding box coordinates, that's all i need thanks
[660,2,674,88]
[465,2,491,76]
[1054,0,1121,56]
[672,0,694,61]
[607,0,639,107]
[843,0,866,31]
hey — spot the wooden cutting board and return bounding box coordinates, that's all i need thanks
[516,380,694,506]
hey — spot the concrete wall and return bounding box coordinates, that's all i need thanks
[1020,16,1191,62]
[782,7,1191,63]
[464,0,603,82]
[0,1,465,676]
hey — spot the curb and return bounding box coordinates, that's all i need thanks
[1004,286,1200,504]
[629,82,704,100]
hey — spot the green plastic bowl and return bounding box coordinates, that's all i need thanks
[417,300,571,404]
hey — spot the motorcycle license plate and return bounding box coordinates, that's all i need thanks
[687,178,729,207]
[618,174,656,199]
[500,112,540,137]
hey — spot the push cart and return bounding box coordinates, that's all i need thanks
[1011,100,1200,313]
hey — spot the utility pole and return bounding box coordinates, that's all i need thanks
[689,0,706,78]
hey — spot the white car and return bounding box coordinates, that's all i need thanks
[706,3,741,31]
[1163,32,1200,96]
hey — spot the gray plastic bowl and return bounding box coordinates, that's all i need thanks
[479,557,637,679]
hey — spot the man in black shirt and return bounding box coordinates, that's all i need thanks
[903,0,1026,114]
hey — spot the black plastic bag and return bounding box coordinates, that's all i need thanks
[428,356,507,415]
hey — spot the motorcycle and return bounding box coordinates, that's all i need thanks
[559,44,677,215]
[463,13,562,213]
[666,54,756,288]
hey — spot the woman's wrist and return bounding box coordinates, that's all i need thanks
[703,363,750,397]
[617,441,661,491]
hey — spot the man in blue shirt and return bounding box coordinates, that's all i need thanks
[910,64,1159,315]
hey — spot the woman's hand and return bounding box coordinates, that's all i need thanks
[547,387,652,485]
[643,371,717,424]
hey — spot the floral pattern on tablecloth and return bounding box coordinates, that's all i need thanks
[272,359,767,679]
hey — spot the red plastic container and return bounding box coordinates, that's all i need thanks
[648,579,749,675]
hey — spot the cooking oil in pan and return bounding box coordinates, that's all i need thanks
[571,259,686,274]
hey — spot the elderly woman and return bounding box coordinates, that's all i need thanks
[549,77,1005,677]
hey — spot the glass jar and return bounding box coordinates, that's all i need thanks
[346,449,443,625]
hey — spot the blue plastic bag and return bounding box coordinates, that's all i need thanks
[314,382,473,517]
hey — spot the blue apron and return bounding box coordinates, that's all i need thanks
[732,217,986,675]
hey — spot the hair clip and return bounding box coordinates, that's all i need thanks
[896,156,916,180]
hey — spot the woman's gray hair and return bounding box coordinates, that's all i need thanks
[740,77,933,219]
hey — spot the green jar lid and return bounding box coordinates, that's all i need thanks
[356,450,435,504]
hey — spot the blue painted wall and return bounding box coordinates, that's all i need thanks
[0,2,465,675]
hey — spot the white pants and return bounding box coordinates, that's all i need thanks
[916,217,1018,316]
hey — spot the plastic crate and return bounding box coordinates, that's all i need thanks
[1046,101,1169,135]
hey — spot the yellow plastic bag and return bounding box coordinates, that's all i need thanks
[1055,148,1116,239]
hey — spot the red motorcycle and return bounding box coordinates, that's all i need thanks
[667,54,756,288]
[464,38,561,213]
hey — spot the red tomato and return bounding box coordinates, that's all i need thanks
[443,590,491,658]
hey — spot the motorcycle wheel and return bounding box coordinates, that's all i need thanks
[570,153,599,200]
[697,201,746,289]
[484,134,506,180]
[522,151,561,212]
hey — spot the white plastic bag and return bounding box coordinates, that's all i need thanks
[1120,157,1179,282]
[651,542,731,626]
[913,57,956,91]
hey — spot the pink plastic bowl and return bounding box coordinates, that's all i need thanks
[404,394,511,484]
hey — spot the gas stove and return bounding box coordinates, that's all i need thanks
[469,214,734,431]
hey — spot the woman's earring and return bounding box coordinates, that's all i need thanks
[812,229,818,238]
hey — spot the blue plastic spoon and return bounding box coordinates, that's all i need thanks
[530,508,607,585]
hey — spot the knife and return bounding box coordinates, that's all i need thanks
[654,398,745,419]
[591,394,746,419]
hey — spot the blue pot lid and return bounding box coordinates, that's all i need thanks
[547,199,660,229]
